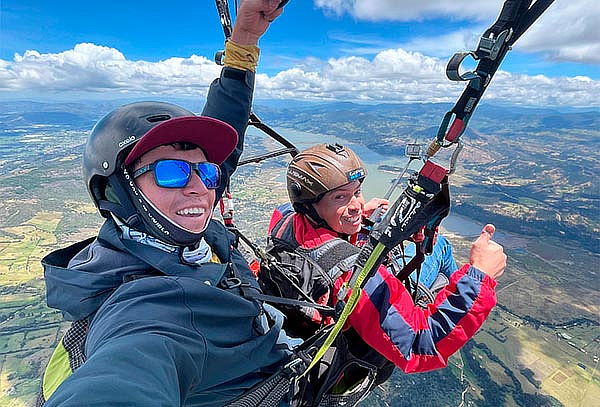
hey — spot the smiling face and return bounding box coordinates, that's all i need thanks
[313,180,365,235]
[132,145,215,234]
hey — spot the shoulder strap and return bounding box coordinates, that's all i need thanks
[307,238,360,281]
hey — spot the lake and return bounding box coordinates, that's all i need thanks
[246,126,507,240]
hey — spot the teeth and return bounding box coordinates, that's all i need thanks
[177,207,205,216]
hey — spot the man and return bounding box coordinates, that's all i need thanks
[38,1,293,406]
[261,143,505,390]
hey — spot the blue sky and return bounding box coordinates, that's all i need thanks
[1,0,599,106]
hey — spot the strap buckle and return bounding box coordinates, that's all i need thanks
[221,277,242,289]
[446,28,513,82]
[284,357,306,376]
[446,51,479,82]
[477,28,512,60]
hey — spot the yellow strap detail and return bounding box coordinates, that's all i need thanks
[209,252,221,263]
[42,340,73,400]
[301,242,386,376]
[223,40,260,72]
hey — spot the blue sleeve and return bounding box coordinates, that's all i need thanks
[45,278,205,406]
[202,67,255,202]
[436,235,458,278]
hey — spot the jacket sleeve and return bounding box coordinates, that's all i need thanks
[437,235,459,279]
[338,263,496,373]
[44,278,205,406]
[201,67,255,202]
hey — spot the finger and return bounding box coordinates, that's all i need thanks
[264,7,283,21]
[475,224,495,244]
[483,223,495,236]
[265,0,282,10]
[487,242,503,254]
[264,2,284,18]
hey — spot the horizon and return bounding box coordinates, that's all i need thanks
[2,97,599,115]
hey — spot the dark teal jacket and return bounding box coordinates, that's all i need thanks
[42,67,292,406]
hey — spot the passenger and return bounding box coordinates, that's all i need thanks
[260,143,506,398]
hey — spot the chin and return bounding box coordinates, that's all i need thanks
[177,218,210,234]
[338,224,361,235]
[349,226,362,235]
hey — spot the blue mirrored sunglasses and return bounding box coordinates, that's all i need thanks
[132,159,221,189]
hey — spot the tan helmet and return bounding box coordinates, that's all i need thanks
[287,143,367,204]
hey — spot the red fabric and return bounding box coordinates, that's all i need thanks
[343,264,496,372]
[267,208,285,234]
[248,259,260,277]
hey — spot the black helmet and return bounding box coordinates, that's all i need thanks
[84,101,194,206]
[83,101,238,247]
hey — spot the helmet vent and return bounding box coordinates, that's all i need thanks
[308,161,326,176]
[146,114,171,123]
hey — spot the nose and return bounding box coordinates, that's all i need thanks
[347,195,362,214]
[182,171,210,195]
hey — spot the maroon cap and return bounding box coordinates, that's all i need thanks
[124,116,238,166]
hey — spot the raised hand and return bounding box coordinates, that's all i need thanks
[363,198,389,218]
[231,0,285,45]
[469,224,507,280]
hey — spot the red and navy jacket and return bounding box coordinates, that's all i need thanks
[267,203,497,373]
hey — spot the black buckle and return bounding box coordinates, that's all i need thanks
[326,143,345,154]
[446,51,480,82]
[221,277,242,289]
[477,29,512,60]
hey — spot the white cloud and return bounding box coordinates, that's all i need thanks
[1,42,598,107]
[314,0,600,65]
[397,29,481,58]
[0,43,221,95]
[314,0,502,22]
[518,1,600,64]
[255,50,599,107]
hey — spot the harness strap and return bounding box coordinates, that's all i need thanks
[309,239,360,280]
[430,0,555,160]
[245,291,336,314]
[225,357,307,407]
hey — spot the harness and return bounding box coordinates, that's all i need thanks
[230,209,395,406]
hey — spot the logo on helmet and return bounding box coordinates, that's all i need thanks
[288,169,314,186]
[347,168,365,182]
[118,135,136,148]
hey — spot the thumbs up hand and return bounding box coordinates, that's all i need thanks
[469,224,506,280]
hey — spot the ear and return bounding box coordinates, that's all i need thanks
[290,181,302,197]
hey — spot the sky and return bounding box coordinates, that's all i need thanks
[0,0,599,107]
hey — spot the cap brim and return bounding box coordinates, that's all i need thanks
[124,116,238,166]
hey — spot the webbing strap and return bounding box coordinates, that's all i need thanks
[431,0,555,157]
[247,291,335,313]
[300,242,386,377]
[215,0,233,39]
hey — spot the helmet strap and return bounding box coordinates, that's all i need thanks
[98,175,143,227]
[107,169,206,248]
